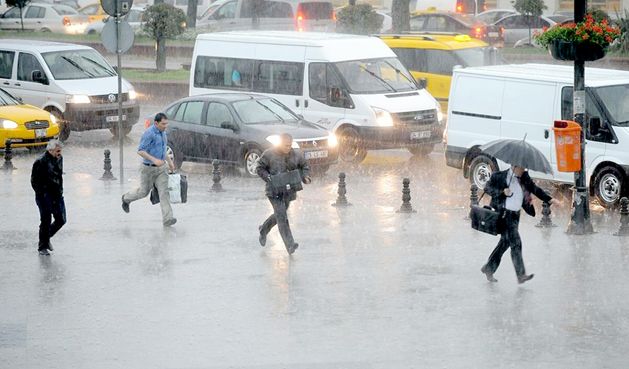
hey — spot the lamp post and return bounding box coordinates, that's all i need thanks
[566,0,594,235]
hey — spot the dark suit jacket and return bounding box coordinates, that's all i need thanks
[256,148,310,199]
[31,151,63,198]
[484,169,552,217]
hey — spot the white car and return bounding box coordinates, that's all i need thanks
[492,14,556,45]
[84,6,145,34]
[0,3,88,34]
[475,9,516,24]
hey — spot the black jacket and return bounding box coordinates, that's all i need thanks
[31,151,63,198]
[256,148,310,199]
[484,169,552,217]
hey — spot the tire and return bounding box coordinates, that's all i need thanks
[468,154,497,190]
[48,109,69,141]
[339,127,367,163]
[311,164,330,176]
[40,28,51,32]
[593,166,624,209]
[109,124,133,137]
[167,145,183,170]
[408,145,434,157]
[243,148,262,177]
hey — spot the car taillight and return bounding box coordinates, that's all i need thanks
[500,27,505,36]
[475,27,483,37]
[456,3,463,12]
[332,10,336,21]
[63,16,71,26]
[295,12,304,32]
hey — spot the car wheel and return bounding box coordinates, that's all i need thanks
[339,127,367,163]
[243,148,262,177]
[109,124,133,137]
[468,154,497,190]
[407,145,434,157]
[167,145,183,170]
[593,166,624,209]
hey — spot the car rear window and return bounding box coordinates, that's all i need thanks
[297,2,333,20]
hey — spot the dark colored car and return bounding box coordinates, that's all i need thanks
[151,93,338,176]
[410,11,503,45]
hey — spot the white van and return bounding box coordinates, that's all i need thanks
[190,31,444,162]
[0,40,140,140]
[445,63,629,208]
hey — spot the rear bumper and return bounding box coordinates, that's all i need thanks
[357,125,443,150]
[64,102,140,131]
[445,145,467,169]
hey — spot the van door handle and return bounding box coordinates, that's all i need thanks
[14,83,21,87]
[295,99,300,107]
[304,99,309,108]
[544,129,549,139]
[2,82,9,85]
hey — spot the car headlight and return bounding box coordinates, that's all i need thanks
[0,119,18,129]
[266,134,299,148]
[50,114,57,125]
[372,107,393,126]
[437,104,444,123]
[66,94,90,104]
[328,133,338,148]
[128,89,137,101]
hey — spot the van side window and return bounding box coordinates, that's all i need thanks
[17,53,44,82]
[561,86,611,143]
[254,61,303,95]
[308,62,345,108]
[206,103,233,128]
[0,51,15,79]
[194,56,253,90]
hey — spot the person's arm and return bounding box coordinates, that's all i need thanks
[523,174,553,203]
[256,152,271,182]
[31,159,45,194]
[137,130,165,166]
[298,152,311,184]
[484,172,503,198]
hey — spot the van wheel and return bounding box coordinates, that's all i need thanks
[408,145,433,157]
[243,148,262,177]
[469,154,497,190]
[593,166,624,208]
[167,145,183,170]
[339,127,367,163]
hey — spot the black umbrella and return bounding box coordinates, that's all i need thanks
[480,137,553,174]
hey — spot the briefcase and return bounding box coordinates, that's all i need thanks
[269,170,303,194]
[470,205,501,236]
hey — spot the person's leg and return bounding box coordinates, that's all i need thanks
[154,168,174,224]
[271,195,295,250]
[48,197,67,239]
[260,197,278,236]
[35,195,52,251]
[123,166,153,203]
[484,232,510,274]
[508,215,526,277]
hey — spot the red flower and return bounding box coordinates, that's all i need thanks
[582,34,590,40]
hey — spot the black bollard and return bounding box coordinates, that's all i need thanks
[614,197,629,236]
[2,139,15,171]
[397,178,417,213]
[332,172,351,207]
[536,201,557,228]
[466,184,479,219]
[100,149,116,180]
[211,159,224,192]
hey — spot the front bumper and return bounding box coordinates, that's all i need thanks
[65,102,140,131]
[1,126,60,148]
[301,147,339,167]
[357,124,443,150]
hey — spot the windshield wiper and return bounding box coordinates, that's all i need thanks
[359,65,397,92]
[61,56,96,78]
[384,60,417,89]
[256,101,285,123]
[81,56,115,76]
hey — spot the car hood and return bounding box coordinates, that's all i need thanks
[0,104,51,124]
[54,76,134,95]
[247,121,329,139]
[355,89,439,113]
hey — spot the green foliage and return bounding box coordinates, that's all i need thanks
[142,3,186,40]
[511,0,546,17]
[336,4,383,35]
[588,8,610,23]
[613,9,629,53]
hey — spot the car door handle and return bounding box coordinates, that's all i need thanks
[295,99,300,107]
[2,82,8,85]
[14,83,21,87]
[544,129,549,139]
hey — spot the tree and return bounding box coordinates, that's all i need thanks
[512,0,546,43]
[143,3,186,71]
[6,0,30,31]
[391,0,410,33]
[186,0,198,29]
[336,4,383,35]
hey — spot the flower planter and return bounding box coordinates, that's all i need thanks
[548,39,606,61]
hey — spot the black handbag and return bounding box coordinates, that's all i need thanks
[269,170,303,194]
[471,205,501,236]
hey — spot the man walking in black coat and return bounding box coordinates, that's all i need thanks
[481,165,556,284]
[31,140,66,256]
[256,133,311,255]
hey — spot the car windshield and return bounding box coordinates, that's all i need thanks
[0,89,20,106]
[231,98,298,124]
[42,49,116,80]
[594,84,629,125]
[335,58,417,94]
[454,47,502,67]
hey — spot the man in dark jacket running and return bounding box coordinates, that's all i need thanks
[256,133,311,255]
[31,140,66,256]
[481,165,557,284]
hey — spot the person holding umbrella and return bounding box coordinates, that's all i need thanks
[479,138,558,284]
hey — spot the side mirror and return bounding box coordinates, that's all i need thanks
[32,70,48,85]
[220,121,237,130]
[415,77,427,89]
[589,117,603,136]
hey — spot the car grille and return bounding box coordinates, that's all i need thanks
[25,120,49,129]
[90,93,129,104]
[394,109,438,127]
[296,138,328,150]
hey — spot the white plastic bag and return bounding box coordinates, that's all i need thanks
[168,173,182,204]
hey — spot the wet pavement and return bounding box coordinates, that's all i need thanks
[1,122,629,369]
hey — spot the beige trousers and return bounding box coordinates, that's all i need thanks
[123,164,174,224]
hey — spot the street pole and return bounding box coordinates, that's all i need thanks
[566,0,594,235]
[116,6,124,185]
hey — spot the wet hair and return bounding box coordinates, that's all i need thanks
[46,139,63,151]
[280,133,293,143]
[154,112,168,123]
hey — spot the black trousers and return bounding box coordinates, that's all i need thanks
[260,194,295,248]
[35,194,66,250]
[484,210,526,277]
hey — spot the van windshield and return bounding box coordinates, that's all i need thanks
[42,50,116,80]
[594,84,629,125]
[232,98,299,124]
[335,58,417,94]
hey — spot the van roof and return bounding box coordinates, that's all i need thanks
[197,31,373,46]
[455,63,629,87]
[0,39,93,53]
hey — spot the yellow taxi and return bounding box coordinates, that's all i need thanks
[378,33,500,112]
[0,88,60,149]
[78,3,108,24]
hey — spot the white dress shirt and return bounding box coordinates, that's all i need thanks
[504,168,524,212]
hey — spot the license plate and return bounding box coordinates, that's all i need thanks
[488,32,499,37]
[410,131,431,140]
[35,128,47,138]
[305,150,328,160]
[106,115,127,122]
